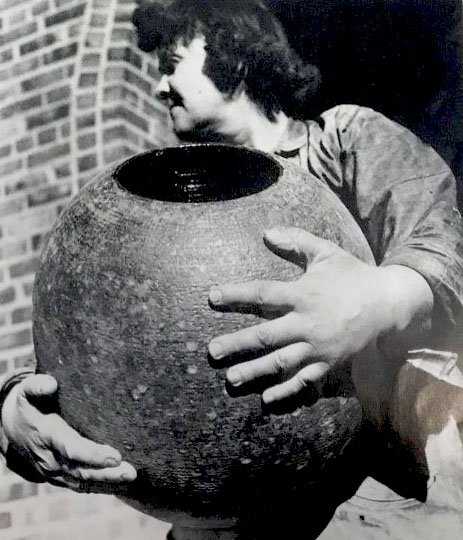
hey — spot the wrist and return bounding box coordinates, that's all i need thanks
[0,368,35,455]
[378,264,433,336]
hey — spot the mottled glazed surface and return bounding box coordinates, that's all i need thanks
[34,145,374,527]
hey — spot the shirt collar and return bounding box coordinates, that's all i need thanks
[274,118,308,159]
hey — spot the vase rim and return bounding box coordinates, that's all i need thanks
[114,143,283,203]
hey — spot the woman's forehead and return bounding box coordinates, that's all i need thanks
[157,35,207,74]
[160,35,206,59]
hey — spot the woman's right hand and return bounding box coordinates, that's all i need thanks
[1,374,137,493]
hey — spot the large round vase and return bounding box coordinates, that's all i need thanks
[33,145,374,528]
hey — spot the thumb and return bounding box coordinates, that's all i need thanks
[21,374,58,399]
[264,227,336,263]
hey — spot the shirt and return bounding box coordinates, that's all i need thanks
[275,105,463,345]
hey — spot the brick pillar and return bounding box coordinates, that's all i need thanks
[0,0,174,538]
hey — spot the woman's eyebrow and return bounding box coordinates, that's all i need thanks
[163,51,182,64]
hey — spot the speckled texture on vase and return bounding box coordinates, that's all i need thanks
[33,145,374,528]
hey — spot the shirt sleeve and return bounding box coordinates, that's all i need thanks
[306,105,463,340]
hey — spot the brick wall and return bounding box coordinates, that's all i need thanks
[0,0,174,538]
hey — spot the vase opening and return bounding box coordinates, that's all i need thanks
[115,144,282,202]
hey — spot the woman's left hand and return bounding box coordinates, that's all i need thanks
[208,227,432,411]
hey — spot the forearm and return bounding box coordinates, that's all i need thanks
[379,264,434,338]
[377,192,463,340]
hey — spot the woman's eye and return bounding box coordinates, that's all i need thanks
[162,63,175,76]
[159,56,176,76]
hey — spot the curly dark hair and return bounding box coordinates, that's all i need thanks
[132,0,321,120]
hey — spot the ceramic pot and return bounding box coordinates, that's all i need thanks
[33,144,374,527]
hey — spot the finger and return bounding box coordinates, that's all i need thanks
[264,227,337,263]
[63,461,137,483]
[47,474,82,491]
[36,450,61,475]
[25,447,62,478]
[262,362,330,404]
[43,414,122,467]
[209,313,303,360]
[226,343,314,387]
[21,375,58,399]
[209,280,295,310]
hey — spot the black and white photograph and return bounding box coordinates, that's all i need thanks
[0,1,462,538]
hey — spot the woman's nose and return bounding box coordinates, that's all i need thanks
[155,75,170,101]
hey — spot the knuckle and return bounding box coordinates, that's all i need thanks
[76,468,90,481]
[37,457,58,475]
[295,371,309,390]
[30,429,47,449]
[35,418,51,440]
[272,352,288,378]
[255,326,273,348]
[254,281,268,306]
[70,467,85,481]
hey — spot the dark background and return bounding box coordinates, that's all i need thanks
[266,0,463,206]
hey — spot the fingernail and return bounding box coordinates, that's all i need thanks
[105,458,119,467]
[227,369,242,386]
[122,473,136,481]
[262,391,275,404]
[209,341,223,359]
[209,288,222,304]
